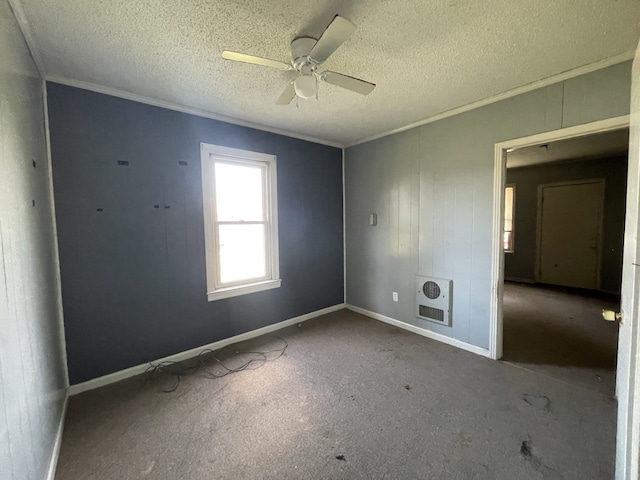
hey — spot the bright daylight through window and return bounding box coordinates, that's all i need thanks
[201,144,280,301]
[503,185,515,253]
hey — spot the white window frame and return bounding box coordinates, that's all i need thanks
[200,143,281,301]
[504,184,516,253]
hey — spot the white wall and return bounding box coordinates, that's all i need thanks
[345,61,632,350]
[0,0,68,478]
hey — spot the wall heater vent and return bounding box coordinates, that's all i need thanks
[415,275,452,326]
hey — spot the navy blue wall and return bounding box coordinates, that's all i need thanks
[47,83,344,384]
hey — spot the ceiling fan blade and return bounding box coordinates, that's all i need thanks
[222,50,292,70]
[276,83,296,105]
[321,71,375,95]
[309,15,356,63]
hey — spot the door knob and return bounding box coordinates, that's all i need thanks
[602,309,622,322]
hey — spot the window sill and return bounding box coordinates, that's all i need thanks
[206,279,281,302]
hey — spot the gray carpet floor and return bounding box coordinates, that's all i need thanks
[55,310,616,479]
[502,282,620,397]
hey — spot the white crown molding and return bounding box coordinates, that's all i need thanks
[346,304,492,358]
[49,48,632,152]
[7,0,46,77]
[345,50,636,148]
[13,0,633,153]
[47,48,633,152]
[45,75,344,149]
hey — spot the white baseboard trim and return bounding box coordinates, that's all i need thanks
[46,392,68,480]
[68,303,345,395]
[346,304,491,358]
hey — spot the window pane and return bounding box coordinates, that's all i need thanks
[504,186,514,231]
[214,161,264,221]
[218,224,267,284]
[503,231,512,251]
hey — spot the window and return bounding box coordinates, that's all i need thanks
[503,185,515,253]
[200,143,280,301]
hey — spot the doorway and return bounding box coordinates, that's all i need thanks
[490,117,630,357]
[497,129,628,396]
[489,113,640,478]
[489,46,640,480]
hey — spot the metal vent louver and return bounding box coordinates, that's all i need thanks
[415,275,452,326]
[422,281,441,299]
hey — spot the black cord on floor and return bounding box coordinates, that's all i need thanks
[142,336,288,393]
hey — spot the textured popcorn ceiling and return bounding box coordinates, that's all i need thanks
[16,0,640,146]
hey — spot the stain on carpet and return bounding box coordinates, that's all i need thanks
[523,394,551,413]
[520,438,561,479]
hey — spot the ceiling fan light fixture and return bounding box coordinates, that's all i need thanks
[221,15,375,105]
[294,74,316,99]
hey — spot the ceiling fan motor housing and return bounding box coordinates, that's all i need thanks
[290,37,318,71]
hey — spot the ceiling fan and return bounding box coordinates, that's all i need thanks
[221,15,376,105]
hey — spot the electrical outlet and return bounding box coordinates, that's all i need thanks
[392,292,398,302]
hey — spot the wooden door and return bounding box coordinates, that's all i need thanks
[537,180,604,289]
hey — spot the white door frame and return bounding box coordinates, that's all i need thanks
[616,46,640,480]
[489,114,629,361]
